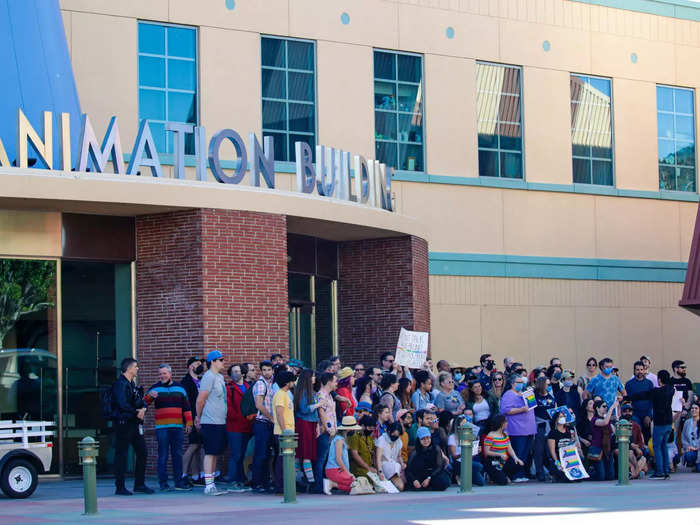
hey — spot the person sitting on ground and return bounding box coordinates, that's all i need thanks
[376,421,406,491]
[682,403,700,472]
[435,371,465,416]
[447,412,484,487]
[324,416,362,494]
[620,402,649,479]
[406,427,451,491]
[546,409,582,483]
[399,410,413,463]
[355,401,373,420]
[347,415,379,479]
[482,415,524,485]
[374,404,392,438]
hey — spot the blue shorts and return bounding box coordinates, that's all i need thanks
[200,424,226,455]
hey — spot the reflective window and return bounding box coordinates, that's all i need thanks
[374,50,424,172]
[261,36,316,162]
[657,85,696,192]
[138,22,198,154]
[476,63,523,179]
[570,74,614,185]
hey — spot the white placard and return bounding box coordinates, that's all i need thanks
[672,390,684,412]
[559,443,589,481]
[395,327,429,369]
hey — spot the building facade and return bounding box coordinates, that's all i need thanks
[1,0,700,476]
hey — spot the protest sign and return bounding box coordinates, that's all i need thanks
[672,390,684,412]
[522,389,537,410]
[395,328,429,369]
[558,443,589,481]
[547,406,576,423]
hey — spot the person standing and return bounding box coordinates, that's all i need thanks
[272,371,297,493]
[181,357,204,486]
[532,376,556,482]
[585,358,625,410]
[145,364,193,491]
[225,364,253,491]
[478,354,496,391]
[314,372,337,494]
[111,358,153,496]
[625,361,654,442]
[499,374,535,482]
[195,350,228,495]
[251,360,275,493]
[554,370,581,414]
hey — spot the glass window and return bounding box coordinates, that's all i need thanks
[138,22,198,154]
[476,63,523,179]
[374,50,424,172]
[570,74,614,185]
[261,36,316,162]
[657,85,696,192]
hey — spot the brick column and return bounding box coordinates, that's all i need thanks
[337,235,430,367]
[135,208,288,472]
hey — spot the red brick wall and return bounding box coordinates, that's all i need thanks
[337,235,430,368]
[135,208,288,473]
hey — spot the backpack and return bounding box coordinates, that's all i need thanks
[241,380,265,418]
[101,385,115,421]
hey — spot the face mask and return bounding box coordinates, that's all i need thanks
[563,380,573,388]
[547,386,553,394]
[363,429,373,437]
[557,417,566,425]
[465,415,473,423]
[194,364,204,375]
[514,383,525,392]
[485,362,494,371]
[603,367,613,375]
[230,371,242,382]
[454,373,463,382]
[390,434,400,442]
[347,431,355,437]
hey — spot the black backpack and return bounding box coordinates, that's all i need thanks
[241,380,264,418]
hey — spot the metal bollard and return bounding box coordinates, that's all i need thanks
[280,429,298,503]
[616,419,632,486]
[458,422,474,493]
[78,437,100,515]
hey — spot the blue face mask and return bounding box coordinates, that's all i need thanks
[454,373,463,382]
[514,383,525,392]
[603,367,613,375]
[465,415,473,423]
[547,385,553,394]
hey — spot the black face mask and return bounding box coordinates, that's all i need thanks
[347,431,355,437]
[485,361,494,371]
[194,364,204,375]
[363,429,373,437]
[389,434,400,442]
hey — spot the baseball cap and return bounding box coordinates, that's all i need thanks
[416,427,431,440]
[356,402,372,412]
[206,350,223,363]
[186,356,203,367]
[288,358,304,369]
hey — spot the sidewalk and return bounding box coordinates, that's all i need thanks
[2,473,699,524]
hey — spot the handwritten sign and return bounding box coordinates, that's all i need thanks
[558,443,589,481]
[522,389,537,410]
[395,328,429,369]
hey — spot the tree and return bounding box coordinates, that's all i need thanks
[0,260,55,347]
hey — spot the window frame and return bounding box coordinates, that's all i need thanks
[475,60,525,180]
[260,34,318,163]
[569,73,616,187]
[137,20,199,155]
[372,47,426,173]
[656,83,697,193]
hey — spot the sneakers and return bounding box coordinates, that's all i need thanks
[228,481,250,493]
[649,473,666,480]
[159,484,171,492]
[174,483,192,491]
[512,477,529,483]
[204,485,229,496]
[133,485,155,494]
[322,478,332,495]
[115,487,133,496]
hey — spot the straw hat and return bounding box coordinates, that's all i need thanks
[337,367,354,381]
[338,416,362,431]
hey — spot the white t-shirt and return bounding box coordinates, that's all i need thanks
[376,433,402,463]
[448,432,480,460]
[472,398,490,422]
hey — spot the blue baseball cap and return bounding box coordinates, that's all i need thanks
[356,402,372,412]
[206,350,223,363]
[416,426,431,440]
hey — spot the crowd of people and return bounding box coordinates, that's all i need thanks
[107,350,699,496]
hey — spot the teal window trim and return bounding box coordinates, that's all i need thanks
[657,84,696,192]
[429,252,687,282]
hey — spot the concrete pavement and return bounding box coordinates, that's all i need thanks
[2,473,700,524]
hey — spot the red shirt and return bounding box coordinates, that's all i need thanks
[226,381,253,433]
[337,385,356,417]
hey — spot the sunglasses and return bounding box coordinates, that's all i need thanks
[601,405,608,409]
[587,363,597,367]
[493,377,504,381]
[355,368,365,372]
[385,359,395,363]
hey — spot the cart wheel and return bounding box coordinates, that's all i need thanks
[0,458,38,498]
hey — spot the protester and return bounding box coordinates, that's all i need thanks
[374,421,405,490]
[181,357,204,487]
[555,370,581,414]
[620,402,649,479]
[406,427,450,491]
[626,369,675,479]
[111,357,151,496]
[453,367,468,393]
[625,361,654,442]
[145,364,193,491]
[491,372,506,400]
[435,371,465,416]
[375,404,392,437]
[380,352,395,374]
[354,363,366,380]
[681,403,700,472]
[336,367,357,417]
[478,354,496,391]
[412,370,436,411]
[585,358,625,410]
[272,370,297,493]
[354,375,374,407]
[671,360,694,405]
[588,399,618,481]
[287,358,304,376]
[224,364,252,491]
[251,360,275,493]
[270,354,284,366]
[399,411,413,461]
[503,357,515,376]
[355,401,372,420]
[447,413,485,487]
[499,374,535,482]
[195,351,228,495]
[483,415,524,485]
[329,356,341,374]
[347,415,378,478]
[314,372,338,494]
[577,357,598,393]
[369,367,383,405]
[635,355,659,387]
[324,416,362,494]
[436,360,451,374]
[398,377,413,410]
[546,410,581,483]
[294,368,321,486]
[462,379,498,431]
[533,376,556,482]
[379,373,402,421]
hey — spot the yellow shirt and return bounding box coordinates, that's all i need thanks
[273,389,295,435]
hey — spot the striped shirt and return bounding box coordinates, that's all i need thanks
[145,381,193,430]
[484,434,510,457]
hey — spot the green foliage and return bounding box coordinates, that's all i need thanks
[0,259,55,346]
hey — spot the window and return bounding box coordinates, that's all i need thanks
[657,85,696,192]
[373,50,424,172]
[570,74,614,185]
[476,63,523,179]
[261,36,316,162]
[137,22,197,154]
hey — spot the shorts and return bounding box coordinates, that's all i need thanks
[200,424,227,455]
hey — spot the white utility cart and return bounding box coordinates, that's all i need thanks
[0,420,54,498]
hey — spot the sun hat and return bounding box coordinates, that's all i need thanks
[337,367,354,381]
[338,416,362,431]
[356,401,372,412]
[416,426,431,440]
[206,350,223,363]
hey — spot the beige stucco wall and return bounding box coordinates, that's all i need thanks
[431,275,700,379]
